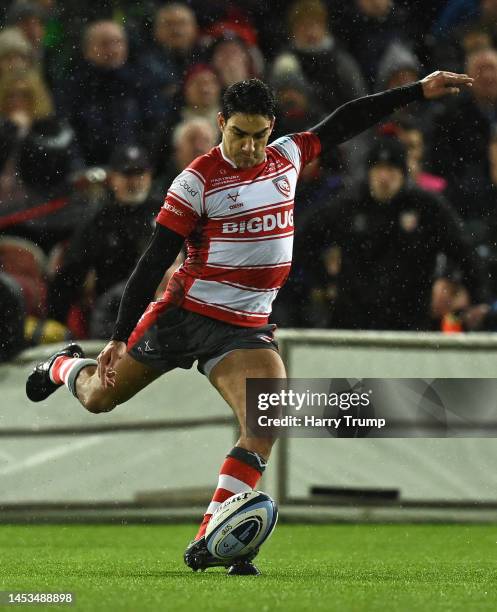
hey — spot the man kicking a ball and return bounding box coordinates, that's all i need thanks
[26,71,472,575]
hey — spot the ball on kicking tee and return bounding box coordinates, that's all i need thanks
[205,490,278,560]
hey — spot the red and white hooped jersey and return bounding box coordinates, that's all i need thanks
[155,131,321,327]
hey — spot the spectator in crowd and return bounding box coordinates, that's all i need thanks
[430,48,497,237]
[430,0,479,39]
[0,27,33,78]
[180,63,221,130]
[154,115,218,194]
[0,68,53,131]
[432,13,494,72]
[208,31,262,89]
[374,42,428,133]
[139,2,200,109]
[376,42,422,91]
[47,145,162,334]
[295,138,486,330]
[0,117,88,252]
[270,0,369,177]
[392,116,448,193]
[0,69,53,203]
[55,20,162,166]
[337,0,416,89]
[270,0,367,111]
[270,70,344,183]
[5,1,45,66]
[270,71,323,139]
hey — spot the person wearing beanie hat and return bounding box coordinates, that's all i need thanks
[367,136,408,204]
[376,42,421,91]
[368,137,408,173]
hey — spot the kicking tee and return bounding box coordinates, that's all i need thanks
[155,132,321,327]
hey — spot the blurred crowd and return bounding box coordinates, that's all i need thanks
[2,0,497,361]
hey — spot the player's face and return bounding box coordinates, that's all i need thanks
[218,112,274,169]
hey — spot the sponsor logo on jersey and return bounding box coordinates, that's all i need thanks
[211,174,239,186]
[272,175,291,197]
[264,159,286,174]
[222,210,294,234]
[179,178,198,197]
[162,202,184,216]
[227,192,244,209]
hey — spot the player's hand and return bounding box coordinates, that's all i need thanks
[97,340,126,388]
[420,71,473,99]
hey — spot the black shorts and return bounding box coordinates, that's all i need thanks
[128,305,279,378]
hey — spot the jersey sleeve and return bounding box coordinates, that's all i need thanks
[155,169,204,237]
[270,132,322,173]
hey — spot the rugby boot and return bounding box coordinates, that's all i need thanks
[26,343,85,402]
[184,536,227,571]
[184,536,260,573]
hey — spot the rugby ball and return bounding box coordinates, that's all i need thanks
[205,490,278,560]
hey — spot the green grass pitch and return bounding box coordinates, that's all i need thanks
[1,524,496,611]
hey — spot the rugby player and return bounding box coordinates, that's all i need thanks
[26,71,472,575]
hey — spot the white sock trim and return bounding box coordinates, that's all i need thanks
[218,474,252,494]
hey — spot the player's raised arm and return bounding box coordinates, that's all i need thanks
[97,224,184,387]
[309,71,474,148]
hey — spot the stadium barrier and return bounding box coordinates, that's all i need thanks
[2,331,497,523]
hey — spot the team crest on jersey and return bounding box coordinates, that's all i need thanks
[272,175,291,197]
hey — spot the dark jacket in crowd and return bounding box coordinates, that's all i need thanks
[138,42,202,107]
[55,60,164,166]
[430,92,497,224]
[337,3,416,88]
[48,190,161,323]
[271,42,367,112]
[296,182,486,330]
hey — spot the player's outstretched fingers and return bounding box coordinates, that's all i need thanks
[421,70,473,99]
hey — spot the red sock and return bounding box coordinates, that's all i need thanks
[195,447,266,541]
[49,356,79,385]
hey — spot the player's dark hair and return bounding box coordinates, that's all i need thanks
[222,79,276,120]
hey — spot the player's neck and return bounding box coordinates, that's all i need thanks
[219,142,238,168]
